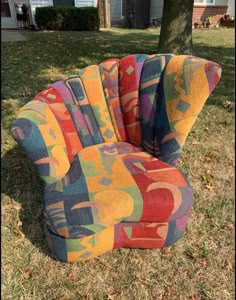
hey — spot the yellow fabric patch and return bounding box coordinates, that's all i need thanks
[79,65,117,142]
[67,226,114,262]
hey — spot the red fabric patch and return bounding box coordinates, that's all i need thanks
[113,222,167,249]
[132,172,174,222]
[119,55,142,145]
[35,87,82,162]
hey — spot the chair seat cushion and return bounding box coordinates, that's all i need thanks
[46,214,188,261]
[44,142,192,239]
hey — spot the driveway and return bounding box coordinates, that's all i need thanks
[1,30,27,42]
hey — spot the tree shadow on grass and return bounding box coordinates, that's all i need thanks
[193,42,235,107]
[1,144,54,259]
[1,29,234,111]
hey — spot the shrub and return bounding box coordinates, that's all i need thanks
[35,6,100,31]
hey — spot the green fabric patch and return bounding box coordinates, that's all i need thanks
[80,160,99,177]
[66,239,86,252]
[92,106,106,127]
[19,111,45,125]
[126,65,134,75]
[133,162,146,172]
[81,224,106,233]
[164,73,180,101]
[124,226,132,238]
[47,93,56,100]
[42,176,57,184]
[55,180,63,192]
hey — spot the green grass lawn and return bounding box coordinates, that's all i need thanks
[1,27,234,300]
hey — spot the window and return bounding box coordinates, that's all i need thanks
[194,0,215,5]
[75,0,94,7]
[1,0,11,17]
[121,0,126,18]
[53,0,74,6]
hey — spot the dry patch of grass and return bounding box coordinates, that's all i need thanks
[1,28,234,300]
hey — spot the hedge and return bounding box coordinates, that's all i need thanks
[35,6,100,31]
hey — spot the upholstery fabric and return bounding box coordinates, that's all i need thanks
[11,54,221,262]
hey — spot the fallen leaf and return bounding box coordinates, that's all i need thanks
[67,273,75,283]
[17,221,22,227]
[226,260,233,271]
[18,231,25,238]
[192,141,200,145]
[97,258,112,269]
[161,247,171,254]
[163,287,174,299]
[197,257,207,267]
[223,100,232,108]
[206,184,214,191]
[23,269,32,279]
[227,224,234,230]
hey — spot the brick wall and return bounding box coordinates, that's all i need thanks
[193,5,228,25]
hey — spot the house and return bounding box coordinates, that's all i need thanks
[1,0,233,29]
[1,0,98,29]
[192,0,231,26]
[110,0,161,28]
[110,0,232,27]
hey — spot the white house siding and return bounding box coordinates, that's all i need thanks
[227,0,234,16]
[150,0,164,20]
[110,0,122,21]
[215,0,228,5]
[74,0,95,7]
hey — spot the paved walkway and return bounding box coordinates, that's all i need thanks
[1,30,27,42]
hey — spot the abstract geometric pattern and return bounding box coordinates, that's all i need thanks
[11,54,222,262]
[119,54,150,146]
[99,59,127,142]
[139,54,174,155]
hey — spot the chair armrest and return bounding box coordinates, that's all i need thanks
[11,100,70,184]
[156,55,222,165]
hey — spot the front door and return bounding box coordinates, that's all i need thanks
[1,0,17,29]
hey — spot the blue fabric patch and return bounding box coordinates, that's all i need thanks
[176,100,190,113]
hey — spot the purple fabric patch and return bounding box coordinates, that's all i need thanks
[52,81,74,103]
[140,94,156,122]
[176,215,188,231]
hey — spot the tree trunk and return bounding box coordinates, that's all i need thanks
[158,0,194,55]
[98,0,110,28]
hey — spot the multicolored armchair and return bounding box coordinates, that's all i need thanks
[11,54,221,262]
